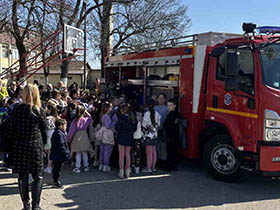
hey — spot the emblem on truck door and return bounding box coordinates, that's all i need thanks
[224,93,232,106]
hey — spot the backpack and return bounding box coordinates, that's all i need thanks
[95,125,115,146]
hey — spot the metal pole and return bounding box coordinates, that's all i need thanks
[143,65,147,106]
[83,1,87,90]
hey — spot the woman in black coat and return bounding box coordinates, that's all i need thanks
[7,83,47,210]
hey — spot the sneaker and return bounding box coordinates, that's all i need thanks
[93,161,99,167]
[152,168,157,172]
[98,164,104,171]
[134,167,140,174]
[84,167,90,172]
[118,169,124,179]
[73,168,81,173]
[142,168,152,173]
[52,181,63,189]
[103,165,111,172]
[44,167,52,174]
[3,167,11,172]
[125,169,131,178]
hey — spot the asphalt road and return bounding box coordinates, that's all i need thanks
[1,160,280,210]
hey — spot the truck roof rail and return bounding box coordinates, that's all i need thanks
[109,32,241,56]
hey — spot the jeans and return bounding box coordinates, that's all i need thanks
[99,143,113,166]
[76,152,89,169]
[156,140,167,161]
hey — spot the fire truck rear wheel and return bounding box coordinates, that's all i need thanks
[203,134,243,182]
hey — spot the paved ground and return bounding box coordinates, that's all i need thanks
[1,160,280,210]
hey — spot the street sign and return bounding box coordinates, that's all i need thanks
[64,24,84,55]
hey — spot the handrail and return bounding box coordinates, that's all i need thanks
[110,35,198,56]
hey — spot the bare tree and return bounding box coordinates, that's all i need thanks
[0,0,38,80]
[88,0,191,72]
[41,0,131,86]
[0,0,190,84]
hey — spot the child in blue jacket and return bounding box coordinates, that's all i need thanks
[50,119,70,188]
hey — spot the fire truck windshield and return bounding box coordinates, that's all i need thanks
[260,43,280,89]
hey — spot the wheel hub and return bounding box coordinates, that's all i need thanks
[211,144,239,175]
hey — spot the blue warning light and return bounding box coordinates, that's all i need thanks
[256,26,280,34]
[184,47,193,54]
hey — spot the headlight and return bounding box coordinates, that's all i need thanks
[266,119,280,128]
[266,128,280,141]
[264,109,280,141]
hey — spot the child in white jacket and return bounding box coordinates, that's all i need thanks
[142,99,161,173]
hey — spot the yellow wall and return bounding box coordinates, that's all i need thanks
[1,58,9,68]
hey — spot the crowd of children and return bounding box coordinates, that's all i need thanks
[0,79,182,188]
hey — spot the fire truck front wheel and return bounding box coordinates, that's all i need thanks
[203,134,243,182]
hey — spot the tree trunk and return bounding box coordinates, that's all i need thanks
[15,39,27,81]
[44,66,49,86]
[101,0,113,80]
[60,56,69,87]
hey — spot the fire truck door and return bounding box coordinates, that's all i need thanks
[206,47,258,146]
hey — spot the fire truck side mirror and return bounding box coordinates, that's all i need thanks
[210,46,226,57]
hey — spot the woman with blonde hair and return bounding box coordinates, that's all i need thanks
[5,83,47,210]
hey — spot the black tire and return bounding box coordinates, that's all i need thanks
[203,134,243,182]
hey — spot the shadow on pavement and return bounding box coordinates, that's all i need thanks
[51,161,280,210]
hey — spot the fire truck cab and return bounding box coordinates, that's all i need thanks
[105,23,280,182]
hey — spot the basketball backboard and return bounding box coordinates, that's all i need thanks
[64,24,84,55]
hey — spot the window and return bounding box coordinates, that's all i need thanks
[237,48,254,95]
[216,51,226,80]
[215,47,254,95]
[12,49,19,60]
[2,45,9,58]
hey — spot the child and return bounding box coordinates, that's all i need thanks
[88,103,102,167]
[44,104,59,174]
[115,103,137,178]
[2,98,16,170]
[50,119,70,188]
[154,93,168,168]
[66,102,77,132]
[163,98,180,172]
[99,101,117,172]
[142,99,161,173]
[133,110,143,174]
[67,105,94,173]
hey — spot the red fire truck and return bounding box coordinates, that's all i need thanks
[105,23,280,182]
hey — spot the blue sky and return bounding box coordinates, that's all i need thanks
[183,0,280,34]
[91,1,280,68]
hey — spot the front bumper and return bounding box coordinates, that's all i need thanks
[260,145,280,171]
[237,141,280,174]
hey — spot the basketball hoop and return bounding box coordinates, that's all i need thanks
[64,24,84,56]
[0,24,85,85]
[73,48,87,54]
